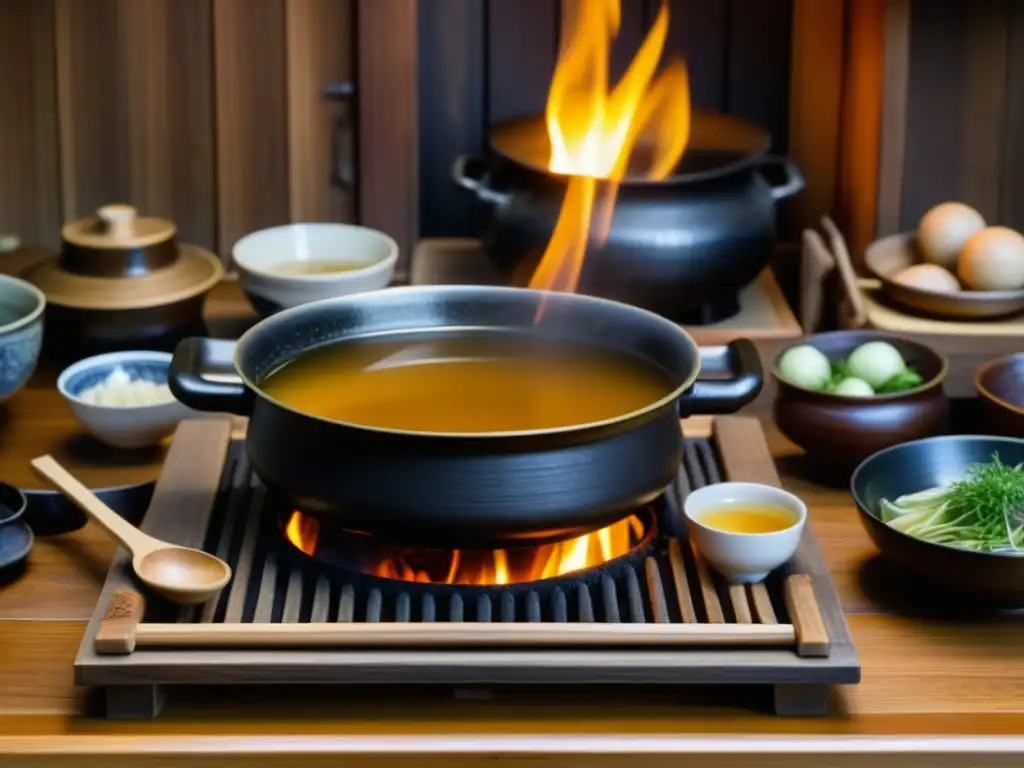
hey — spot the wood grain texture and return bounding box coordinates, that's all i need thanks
[961,1,1010,224]
[357,0,418,276]
[118,0,216,250]
[285,0,354,223]
[2,1,356,257]
[838,0,888,260]
[787,0,843,232]
[0,355,1020,752]
[0,0,62,250]
[52,0,216,249]
[1000,0,1024,227]
[212,0,290,257]
[899,0,968,230]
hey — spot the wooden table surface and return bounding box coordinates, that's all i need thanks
[0,282,1022,767]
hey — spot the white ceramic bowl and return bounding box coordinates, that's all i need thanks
[683,481,807,584]
[232,223,399,315]
[57,351,197,449]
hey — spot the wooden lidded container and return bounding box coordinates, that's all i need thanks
[23,204,223,356]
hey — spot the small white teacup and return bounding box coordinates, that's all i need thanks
[683,481,807,584]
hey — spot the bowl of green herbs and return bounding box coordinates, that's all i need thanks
[851,435,1024,606]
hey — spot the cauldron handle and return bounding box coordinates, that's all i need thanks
[451,155,512,206]
[679,340,763,416]
[759,156,806,201]
[169,338,252,416]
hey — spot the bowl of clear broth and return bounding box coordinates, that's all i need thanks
[683,481,806,583]
[168,285,763,548]
[232,223,399,315]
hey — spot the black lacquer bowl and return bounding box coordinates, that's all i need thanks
[851,436,1024,607]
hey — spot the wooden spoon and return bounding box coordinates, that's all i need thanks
[31,455,231,605]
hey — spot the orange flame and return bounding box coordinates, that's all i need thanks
[284,511,647,586]
[529,0,691,298]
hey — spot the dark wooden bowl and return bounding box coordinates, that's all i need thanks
[851,435,1024,607]
[773,331,949,482]
[976,353,1024,438]
[865,232,1024,319]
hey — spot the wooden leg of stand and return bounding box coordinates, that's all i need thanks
[104,684,167,719]
[772,683,829,717]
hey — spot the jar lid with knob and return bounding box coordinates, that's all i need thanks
[59,204,179,278]
[21,203,223,312]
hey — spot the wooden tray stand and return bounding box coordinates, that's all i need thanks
[74,418,859,720]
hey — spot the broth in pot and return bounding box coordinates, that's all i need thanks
[259,331,675,434]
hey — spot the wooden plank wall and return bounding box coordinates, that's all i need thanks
[0,0,354,261]
[418,0,795,238]
[877,0,1024,237]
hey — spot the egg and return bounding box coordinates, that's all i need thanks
[956,226,1024,291]
[892,263,961,293]
[916,202,986,269]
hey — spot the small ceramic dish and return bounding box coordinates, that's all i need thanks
[0,519,33,585]
[864,232,1024,319]
[57,350,195,449]
[683,481,807,584]
[975,353,1024,438]
[0,273,46,402]
[772,331,949,482]
[0,483,27,525]
[851,435,1024,607]
[22,480,154,536]
[232,223,399,315]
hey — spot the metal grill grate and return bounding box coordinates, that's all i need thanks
[159,439,786,630]
[78,418,859,720]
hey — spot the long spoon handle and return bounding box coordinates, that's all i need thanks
[31,455,156,557]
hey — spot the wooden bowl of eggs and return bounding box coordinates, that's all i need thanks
[864,202,1024,319]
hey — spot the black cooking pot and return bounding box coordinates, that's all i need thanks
[169,286,762,548]
[453,111,804,322]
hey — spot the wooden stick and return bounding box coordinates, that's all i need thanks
[785,574,831,658]
[106,621,797,655]
[92,587,797,655]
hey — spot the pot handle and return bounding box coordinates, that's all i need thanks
[679,340,763,416]
[169,338,253,416]
[451,155,512,206]
[760,156,806,201]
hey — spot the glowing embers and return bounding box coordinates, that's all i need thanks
[283,508,653,586]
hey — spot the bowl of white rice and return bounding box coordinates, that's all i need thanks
[57,350,197,449]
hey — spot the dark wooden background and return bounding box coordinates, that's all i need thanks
[2,0,1015,273]
[877,0,1024,236]
[418,0,794,238]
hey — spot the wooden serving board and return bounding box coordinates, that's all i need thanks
[74,417,859,720]
[801,222,1024,398]
[411,238,803,347]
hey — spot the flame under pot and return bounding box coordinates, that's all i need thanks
[453,112,804,322]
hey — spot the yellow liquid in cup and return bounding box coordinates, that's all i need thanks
[698,504,797,534]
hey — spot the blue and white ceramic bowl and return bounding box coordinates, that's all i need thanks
[57,351,197,449]
[0,274,45,403]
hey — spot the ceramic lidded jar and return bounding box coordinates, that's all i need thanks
[22,204,223,356]
[59,204,180,278]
